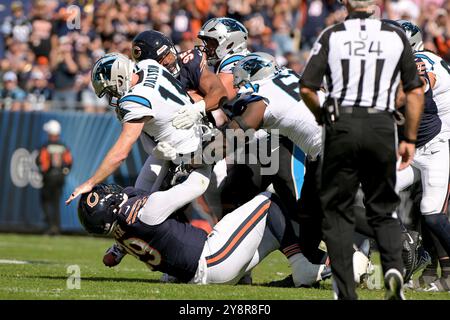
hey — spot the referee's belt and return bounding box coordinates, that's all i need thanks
[339,106,391,114]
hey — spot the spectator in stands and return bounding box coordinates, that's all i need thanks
[0,71,26,111]
[1,1,32,47]
[25,70,52,112]
[426,8,450,62]
[37,119,72,235]
[50,35,79,110]
[29,0,54,60]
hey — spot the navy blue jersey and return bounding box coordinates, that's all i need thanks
[177,48,205,91]
[398,61,441,148]
[112,187,208,282]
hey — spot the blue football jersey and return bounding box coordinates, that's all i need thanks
[177,48,205,91]
[112,187,208,282]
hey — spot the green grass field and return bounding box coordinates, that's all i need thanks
[0,233,449,300]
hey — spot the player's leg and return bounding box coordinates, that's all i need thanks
[201,192,329,286]
[134,155,165,193]
[418,138,450,255]
[416,137,450,290]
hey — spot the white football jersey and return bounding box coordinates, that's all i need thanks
[117,59,201,155]
[414,51,450,134]
[237,68,325,159]
[216,49,251,74]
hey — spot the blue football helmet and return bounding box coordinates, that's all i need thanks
[131,30,181,77]
[77,184,126,235]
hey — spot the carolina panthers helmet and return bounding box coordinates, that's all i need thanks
[396,20,424,52]
[198,17,248,66]
[77,184,127,235]
[131,30,180,77]
[233,52,280,88]
[91,53,135,101]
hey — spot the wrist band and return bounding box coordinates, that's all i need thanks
[402,137,417,144]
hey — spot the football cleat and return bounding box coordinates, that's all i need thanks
[384,268,406,300]
[420,276,450,292]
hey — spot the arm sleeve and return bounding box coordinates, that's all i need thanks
[138,165,212,225]
[398,32,423,92]
[299,28,332,91]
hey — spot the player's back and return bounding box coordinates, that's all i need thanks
[248,68,323,158]
[117,59,201,155]
[113,187,208,282]
[414,50,450,131]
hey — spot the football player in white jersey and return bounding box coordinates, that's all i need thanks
[197,17,251,100]
[397,20,450,136]
[394,20,450,291]
[218,52,372,283]
[66,53,212,213]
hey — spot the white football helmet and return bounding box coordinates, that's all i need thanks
[233,52,281,88]
[198,17,248,66]
[396,20,424,52]
[91,52,135,100]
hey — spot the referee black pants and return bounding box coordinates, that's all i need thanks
[320,109,404,300]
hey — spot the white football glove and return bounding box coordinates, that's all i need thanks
[152,142,177,161]
[172,100,206,129]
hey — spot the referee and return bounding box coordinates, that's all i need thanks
[299,0,424,299]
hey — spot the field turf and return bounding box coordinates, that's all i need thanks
[0,233,449,300]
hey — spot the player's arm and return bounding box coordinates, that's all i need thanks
[198,67,228,112]
[218,72,238,100]
[426,71,436,89]
[66,119,149,204]
[226,99,266,131]
[202,98,267,163]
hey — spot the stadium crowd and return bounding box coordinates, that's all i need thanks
[0,0,449,113]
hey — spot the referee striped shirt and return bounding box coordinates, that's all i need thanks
[300,12,422,112]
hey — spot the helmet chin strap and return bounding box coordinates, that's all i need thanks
[118,194,129,209]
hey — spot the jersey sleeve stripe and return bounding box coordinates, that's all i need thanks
[118,95,152,109]
[415,53,435,66]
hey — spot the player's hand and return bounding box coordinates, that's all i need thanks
[397,141,416,171]
[172,101,205,129]
[65,182,94,205]
[152,142,177,161]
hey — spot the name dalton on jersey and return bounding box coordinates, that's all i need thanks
[142,64,159,89]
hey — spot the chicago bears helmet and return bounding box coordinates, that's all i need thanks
[396,20,424,52]
[91,53,135,101]
[131,30,181,77]
[198,17,248,66]
[233,52,280,88]
[77,184,127,235]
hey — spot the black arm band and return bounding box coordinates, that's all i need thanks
[218,96,229,109]
[402,137,417,145]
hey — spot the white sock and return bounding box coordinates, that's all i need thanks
[289,252,323,287]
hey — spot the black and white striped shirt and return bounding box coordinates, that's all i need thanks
[300,12,422,112]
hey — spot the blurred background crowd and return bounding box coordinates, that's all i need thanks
[0,0,449,113]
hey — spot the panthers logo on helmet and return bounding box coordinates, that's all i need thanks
[86,192,100,208]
